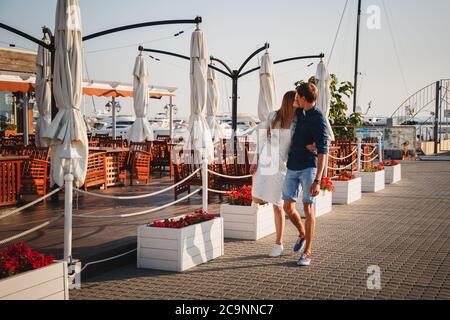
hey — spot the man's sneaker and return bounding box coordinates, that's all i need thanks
[269,244,284,257]
[297,253,312,266]
[293,236,306,252]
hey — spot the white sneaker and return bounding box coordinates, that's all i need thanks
[269,244,284,257]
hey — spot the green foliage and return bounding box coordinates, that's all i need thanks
[1,123,17,131]
[295,74,364,139]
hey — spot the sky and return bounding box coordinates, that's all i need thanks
[0,0,449,119]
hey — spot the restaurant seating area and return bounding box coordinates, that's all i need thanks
[0,132,379,207]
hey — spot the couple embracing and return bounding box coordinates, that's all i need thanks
[251,82,329,266]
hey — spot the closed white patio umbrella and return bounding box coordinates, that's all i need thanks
[257,51,276,122]
[186,28,213,161]
[35,35,51,147]
[43,0,88,188]
[206,67,224,142]
[315,60,335,141]
[128,53,154,142]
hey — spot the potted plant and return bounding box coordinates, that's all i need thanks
[219,186,274,240]
[332,171,362,205]
[137,210,224,272]
[3,123,17,137]
[355,163,385,192]
[297,177,334,218]
[0,243,68,300]
[382,160,401,184]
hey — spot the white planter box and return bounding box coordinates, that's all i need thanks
[385,164,401,184]
[332,178,362,205]
[220,203,275,240]
[137,217,224,272]
[0,261,68,300]
[297,190,332,218]
[355,170,385,192]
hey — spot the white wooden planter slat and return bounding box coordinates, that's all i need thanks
[297,190,333,218]
[385,164,401,184]
[0,261,68,300]
[355,170,385,192]
[220,203,275,240]
[332,178,362,205]
[138,217,224,272]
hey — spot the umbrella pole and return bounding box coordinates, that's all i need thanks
[22,93,29,146]
[169,96,174,140]
[112,96,116,139]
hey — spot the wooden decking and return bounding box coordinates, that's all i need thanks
[0,173,222,278]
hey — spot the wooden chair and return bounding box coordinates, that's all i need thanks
[19,146,50,196]
[130,150,152,185]
[150,140,172,178]
[83,152,107,190]
[117,150,130,186]
[172,149,217,200]
[99,138,125,148]
[21,158,49,196]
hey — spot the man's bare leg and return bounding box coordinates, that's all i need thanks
[303,203,315,255]
[283,200,305,238]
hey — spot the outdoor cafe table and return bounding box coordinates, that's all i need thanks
[89,147,129,187]
[0,155,28,206]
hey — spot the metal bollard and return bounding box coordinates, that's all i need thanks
[357,138,362,171]
[64,173,74,264]
[202,157,208,212]
[378,135,383,163]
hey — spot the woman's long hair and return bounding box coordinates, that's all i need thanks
[271,90,296,129]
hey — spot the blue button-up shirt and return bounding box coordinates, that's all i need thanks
[287,107,329,171]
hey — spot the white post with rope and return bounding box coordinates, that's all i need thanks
[323,154,329,178]
[64,173,74,265]
[357,137,362,172]
[202,157,208,212]
[378,135,383,163]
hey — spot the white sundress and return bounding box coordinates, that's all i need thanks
[252,111,294,207]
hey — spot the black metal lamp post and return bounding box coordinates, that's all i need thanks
[138,43,324,132]
[0,16,202,119]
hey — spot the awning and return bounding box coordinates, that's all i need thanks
[0,73,177,97]
[0,73,36,92]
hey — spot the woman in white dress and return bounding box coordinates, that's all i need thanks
[251,91,315,257]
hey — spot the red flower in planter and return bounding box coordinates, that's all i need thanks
[0,243,55,279]
[320,177,336,192]
[149,210,215,229]
[225,185,254,206]
[382,160,399,166]
[333,171,357,182]
[362,163,385,172]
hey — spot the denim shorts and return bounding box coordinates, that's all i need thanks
[282,167,317,204]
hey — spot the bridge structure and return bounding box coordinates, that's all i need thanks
[390,79,450,154]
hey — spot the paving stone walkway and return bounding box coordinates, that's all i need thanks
[71,161,450,300]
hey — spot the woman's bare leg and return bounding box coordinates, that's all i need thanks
[273,205,285,245]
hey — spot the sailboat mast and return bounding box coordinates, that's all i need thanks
[353,0,362,113]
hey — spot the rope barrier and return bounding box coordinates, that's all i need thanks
[207,169,252,179]
[80,249,137,273]
[73,168,201,200]
[327,158,358,171]
[0,212,64,245]
[207,188,230,194]
[328,148,357,160]
[73,188,201,219]
[0,187,63,221]
[360,155,379,163]
[360,147,378,157]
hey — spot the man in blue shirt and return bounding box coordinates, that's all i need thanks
[282,82,329,266]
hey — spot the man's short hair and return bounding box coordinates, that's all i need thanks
[296,82,318,104]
